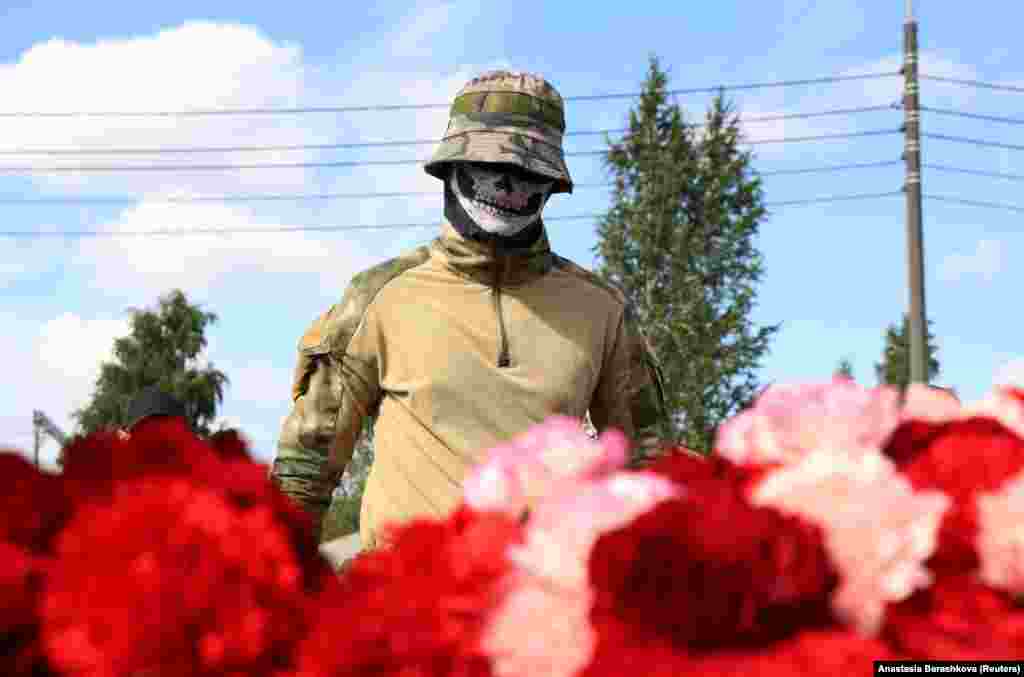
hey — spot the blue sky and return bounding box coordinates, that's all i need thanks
[2,0,1020,466]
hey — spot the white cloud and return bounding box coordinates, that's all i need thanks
[389,2,459,58]
[0,311,129,469]
[36,312,129,383]
[938,238,1003,283]
[841,51,980,109]
[723,50,982,162]
[218,358,293,407]
[994,358,1024,389]
[0,21,322,196]
[70,199,380,299]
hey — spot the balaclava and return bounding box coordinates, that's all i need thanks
[444,162,554,249]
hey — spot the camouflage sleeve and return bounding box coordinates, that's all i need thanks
[589,304,668,469]
[271,302,381,532]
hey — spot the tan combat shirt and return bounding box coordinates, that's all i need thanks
[271,222,667,548]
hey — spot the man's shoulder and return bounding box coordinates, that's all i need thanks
[298,244,432,354]
[550,254,628,309]
[348,244,433,295]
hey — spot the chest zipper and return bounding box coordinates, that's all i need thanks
[492,245,511,368]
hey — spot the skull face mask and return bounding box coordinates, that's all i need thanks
[448,162,555,238]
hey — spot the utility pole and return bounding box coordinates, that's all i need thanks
[33,421,41,469]
[903,0,929,384]
[32,410,69,469]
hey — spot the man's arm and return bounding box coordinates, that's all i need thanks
[271,304,381,533]
[589,304,669,469]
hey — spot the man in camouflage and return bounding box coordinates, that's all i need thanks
[271,71,669,549]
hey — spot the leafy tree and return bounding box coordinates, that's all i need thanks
[835,357,856,380]
[593,54,779,454]
[72,289,228,437]
[875,313,941,390]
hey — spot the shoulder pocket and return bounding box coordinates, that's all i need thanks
[291,308,335,401]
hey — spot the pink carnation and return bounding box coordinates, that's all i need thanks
[751,449,950,635]
[965,390,1024,442]
[464,416,629,517]
[716,378,903,466]
[900,383,1024,440]
[976,470,1024,596]
[483,571,596,677]
[510,473,679,589]
[901,383,965,423]
[482,471,677,677]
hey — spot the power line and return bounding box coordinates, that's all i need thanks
[745,129,898,145]
[0,186,590,205]
[758,159,901,176]
[0,130,901,173]
[767,191,902,207]
[920,74,1024,94]
[0,160,903,205]
[924,194,1024,213]
[922,132,1024,152]
[0,192,906,239]
[920,105,1024,125]
[924,163,1024,182]
[0,72,899,118]
[0,105,898,156]
[1,215,597,237]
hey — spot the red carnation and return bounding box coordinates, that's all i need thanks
[0,453,69,676]
[41,475,312,676]
[60,421,329,589]
[581,627,895,677]
[580,637,692,677]
[589,454,837,651]
[687,628,898,676]
[0,543,42,635]
[292,506,523,676]
[646,447,769,490]
[60,418,221,501]
[0,540,52,676]
[208,428,252,462]
[0,453,71,552]
[209,458,333,592]
[884,574,1024,659]
[887,418,1024,573]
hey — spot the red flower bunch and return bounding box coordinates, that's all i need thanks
[292,506,523,677]
[886,411,1024,573]
[6,376,1024,676]
[0,417,332,676]
[580,629,896,677]
[588,450,837,651]
[42,476,311,676]
[0,453,72,675]
[884,574,1024,660]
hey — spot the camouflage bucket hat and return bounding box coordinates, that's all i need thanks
[423,70,574,194]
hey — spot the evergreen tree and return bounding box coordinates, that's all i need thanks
[875,313,941,390]
[835,357,856,380]
[594,55,779,454]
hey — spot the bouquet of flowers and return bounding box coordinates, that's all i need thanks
[307,377,1024,674]
[1,419,335,676]
[4,376,1024,676]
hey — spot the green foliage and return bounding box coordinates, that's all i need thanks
[875,313,941,391]
[593,54,779,453]
[72,290,229,437]
[835,357,856,380]
[320,420,374,542]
